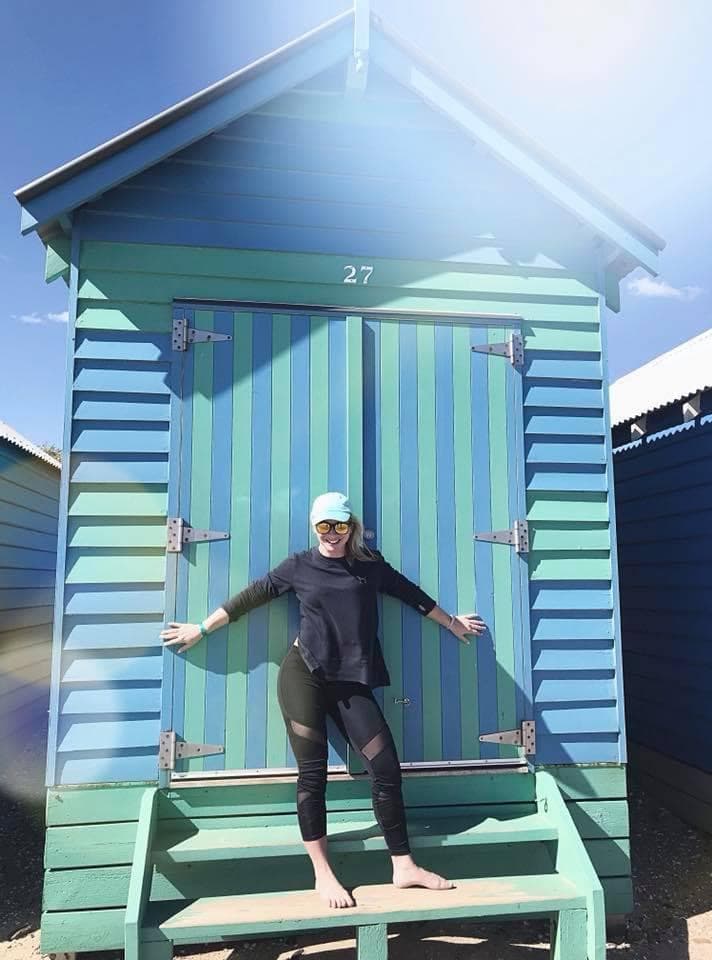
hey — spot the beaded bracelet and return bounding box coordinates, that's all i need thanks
[447,614,455,631]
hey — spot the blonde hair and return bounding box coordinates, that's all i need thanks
[344,514,378,563]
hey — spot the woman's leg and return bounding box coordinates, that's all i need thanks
[330,683,454,891]
[277,646,354,908]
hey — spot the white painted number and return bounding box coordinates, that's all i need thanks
[343,265,374,285]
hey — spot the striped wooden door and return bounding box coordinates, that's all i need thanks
[165,306,528,776]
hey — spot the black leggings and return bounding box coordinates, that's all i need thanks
[277,643,410,855]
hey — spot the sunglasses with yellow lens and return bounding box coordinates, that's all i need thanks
[315,520,351,536]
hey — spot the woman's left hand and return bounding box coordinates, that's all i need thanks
[449,613,486,644]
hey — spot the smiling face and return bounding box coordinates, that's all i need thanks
[314,519,352,558]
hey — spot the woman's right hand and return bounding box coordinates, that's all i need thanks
[160,622,202,654]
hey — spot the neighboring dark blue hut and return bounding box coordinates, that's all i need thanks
[612,329,712,832]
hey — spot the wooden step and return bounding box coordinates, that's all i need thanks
[155,812,558,863]
[160,874,585,942]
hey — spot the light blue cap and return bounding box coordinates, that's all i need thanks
[310,491,352,525]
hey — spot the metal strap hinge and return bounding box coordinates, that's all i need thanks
[159,730,224,771]
[480,721,536,755]
[471,332,524,367]
[166,517,230,553]
[474,519,529,554]
[172,317,233,352]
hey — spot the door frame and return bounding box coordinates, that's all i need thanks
[160,299,533,783]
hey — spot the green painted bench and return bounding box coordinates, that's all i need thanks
[125,772,605,960]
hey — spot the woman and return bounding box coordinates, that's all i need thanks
[161,491,485,909]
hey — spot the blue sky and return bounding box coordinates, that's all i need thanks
[1,0,709,447]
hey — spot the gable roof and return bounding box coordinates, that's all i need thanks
[610,328,712,427]
[0,420,61,469]
[15,7,664,280]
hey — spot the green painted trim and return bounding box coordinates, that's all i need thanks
[488,328,516,757]
[68,490,167,517]
[80,241,600,300]
[530,552,612,581]
[416,323,442,760]
[379,320,403,755]
[225,312,253,772]
[267,313,291,767]
[527,492,609,523]
[65,554,166,584]
[357,923,387,960]
[537,771,605,960]
[346,316,364,517]
[551,908,587,960]
[124,787,159,960]
[452,325,478,759]
[529,527,610,552]
[77,301,172,331]
[45,230,71,284]
[67,522,167,548]
[183,309,213,771]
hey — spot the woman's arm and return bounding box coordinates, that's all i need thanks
[426,605,485,644]
[160,556,296,654]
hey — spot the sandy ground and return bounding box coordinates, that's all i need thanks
[3,731,712,959]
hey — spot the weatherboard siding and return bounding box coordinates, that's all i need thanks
[0,443,59,737]
[40,233,624,785]
[79,67,598,276]
[615,415,712,823]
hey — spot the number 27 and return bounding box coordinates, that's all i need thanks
[343,265,374,285]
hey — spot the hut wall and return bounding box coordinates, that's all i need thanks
[614,408,712,830]
[48,65,625,785]
[0,442,59,745]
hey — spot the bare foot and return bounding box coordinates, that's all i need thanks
[392,858,455,890]
[315,871,355,908]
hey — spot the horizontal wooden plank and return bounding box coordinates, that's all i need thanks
[74,362,171,395]
[531,614,614,642]
[525,356,601,380]
[530,552,611,581]
[57,717,160,753]
[0,655,52,694]
[78,272,599,323]
[68,489,167,517]
[0,605,54,632]
[526,439,606,465]
[46,783,151,825]
[601,876,633,915]
[76,300,173,332]
[0,497,60,534]
[68,519,167,548]
[529,526,610,552]
[536,734,620,764]
[74,396,171,422]
[65,551,166,584]
[0,567,55,590]
[0,586,54,611]
[541,766,626,801]
[62,653,163,683]
[526,466,607,493]
[527,492,609,523]
[75,330,171,362]
[0,476,59,517]
[63,619,163,651]
[0,542,56,569]
[533,646,615,672]
[61,686,161,715]
[530,583,612,611]
[79,241,597,301]
[64,586,165,615]
[535,677,616,703]
[525,409,605,437]
[539,705,619,735]
[0,450,60,499]
[72,425,170,454]
[0,520,57,552]
[523,323,600,353]
[56,751,159,785]
[524,383,603,409]
[70,456,169,485]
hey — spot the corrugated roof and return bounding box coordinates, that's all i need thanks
[0,420,61,469]
[609,328,712,426]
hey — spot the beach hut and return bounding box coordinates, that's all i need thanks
[0,421,60,790]
[611,330,712,832]
[15,4,664,957]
